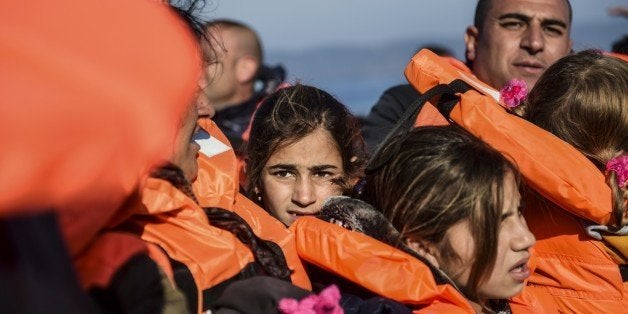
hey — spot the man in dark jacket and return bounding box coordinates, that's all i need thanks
[201,19,285,151]
[362,0,573,153]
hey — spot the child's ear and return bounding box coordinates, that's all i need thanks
[405,237,440,268]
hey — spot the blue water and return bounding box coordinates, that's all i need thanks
[267,38,456,117]
[316,76,406,117]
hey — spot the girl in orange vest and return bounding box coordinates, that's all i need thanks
[403,48,626,312]
[511,49,628,312]
[245,84,367,226]
[247,84,429,312]
[360,125,536,313]
[118,102,315,313]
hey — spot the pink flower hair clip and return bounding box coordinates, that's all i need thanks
[606,155,628,188]
[500,78,528,109]
[278,284,343,314]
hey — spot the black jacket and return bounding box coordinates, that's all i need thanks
[213,64,286,151]
[360,84,420,154]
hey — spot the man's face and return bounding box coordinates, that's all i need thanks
[202,27,239,111]
[465,0,572,89]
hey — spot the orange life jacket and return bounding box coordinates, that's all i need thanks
[73,231,175,290]
[291,217,555,313]
[404,49,626,313]
[1,0,202,308]
[120,118,310,313]
[194,118,311,290]
[605,51,628,62]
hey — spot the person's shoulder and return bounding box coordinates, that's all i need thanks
[383,84,417,96]
[379,84,419,106]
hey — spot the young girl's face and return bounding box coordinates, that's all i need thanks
[260,128,344,226]
[441,171,535,300]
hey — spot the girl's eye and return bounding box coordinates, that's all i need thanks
[314,171,332,178]
[517,202,526,216]
[272,171,295,179]
[500,212,512,222]
[501,203,525,222]
[314,171,342,182]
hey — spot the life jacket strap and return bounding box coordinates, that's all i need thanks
[366,79,472,175]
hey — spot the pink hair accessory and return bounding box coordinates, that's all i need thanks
[278,284,343,314]
[606,155,628,188]
[500,78,528,109]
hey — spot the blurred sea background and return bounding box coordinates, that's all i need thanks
[202,0,628,117]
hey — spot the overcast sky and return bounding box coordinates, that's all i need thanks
[201,0,628,52]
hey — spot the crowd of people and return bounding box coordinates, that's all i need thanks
[1,0,626,313]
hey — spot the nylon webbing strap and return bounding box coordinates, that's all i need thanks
[436,79,472,119]
[365,79,473,175]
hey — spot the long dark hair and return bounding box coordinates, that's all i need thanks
[362,125,519,302]
[169,0,207,39]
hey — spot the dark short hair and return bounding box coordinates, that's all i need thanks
[474,0,572,29]
[245,84,366,202]
[203,18,263,64]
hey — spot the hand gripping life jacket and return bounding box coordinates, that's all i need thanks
[291,217,554,313]
[402,49,626,313]
[123,118,310,313]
